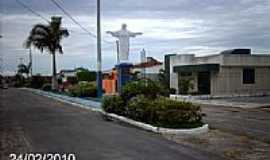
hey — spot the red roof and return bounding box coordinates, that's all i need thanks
[133,57,162,68]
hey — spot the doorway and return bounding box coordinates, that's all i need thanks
[198,72,211,94]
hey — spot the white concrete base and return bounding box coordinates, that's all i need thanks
[105,113,209,135]
[22,88,209,135]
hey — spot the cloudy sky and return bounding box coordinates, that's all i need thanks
[1,0,270,75]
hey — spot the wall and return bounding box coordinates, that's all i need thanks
[211,66,270,96]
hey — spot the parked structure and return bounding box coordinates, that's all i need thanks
[166,49,270,96]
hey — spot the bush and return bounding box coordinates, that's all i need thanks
[102,96,125,116]
[126,96,203,129]
[179,79,194,95]
[126,95,157,124]
[153,97,203,128]
[121,79,167,101]
[41,83,52,91]
[68,82,97,97]
[76,69,96,82]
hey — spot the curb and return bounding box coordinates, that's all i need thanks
[22,88,209,135]
[105,113,209,135]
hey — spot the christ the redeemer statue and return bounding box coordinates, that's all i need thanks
[107,24,143,63]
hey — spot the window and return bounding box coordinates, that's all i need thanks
[243,68,255,84]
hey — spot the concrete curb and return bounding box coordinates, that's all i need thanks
[105,113,209,135]
[22,88,209,135]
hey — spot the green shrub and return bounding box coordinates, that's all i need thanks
[126,95,157,124]
[68,82,97,97]
[153,97,203,128]
[121,79,166,101]
[102,96,125,115]
[126,96,203,129]
[179,79,194,95]
[41,83,52,91]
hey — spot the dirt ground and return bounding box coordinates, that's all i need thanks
[163,129,270,160]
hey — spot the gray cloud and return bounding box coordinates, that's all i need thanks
[1,0,270,75]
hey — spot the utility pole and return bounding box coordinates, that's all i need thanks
[96,0,103,97]
[116,40,120,64]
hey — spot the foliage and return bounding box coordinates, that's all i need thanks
[152,97,203,128]
[179,79,194,95]
[158,69,169,88]
[25,17,69,55]
[126,96,203,128]
[126,95,157,124]
[25,16,69,90]
[75,68,96,82]
[102,96,125,116]
[17,63,30,77]
[14,74,25,87]
[121,79,167,100]
[41,83,52,91]
[68,82,97,97]
[105,94,203,129]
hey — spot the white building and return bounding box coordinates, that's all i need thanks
[165,49,270,96]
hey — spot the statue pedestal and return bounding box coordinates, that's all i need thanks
[115,63,133,93]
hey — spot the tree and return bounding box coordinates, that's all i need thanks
[25,17,69,90]
[17,63,30,77]
[75,68,96,82]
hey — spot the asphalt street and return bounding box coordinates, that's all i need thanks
[0,88,220,160]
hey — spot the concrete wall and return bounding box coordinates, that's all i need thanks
[211,66,270,96]
[221,54,270,66]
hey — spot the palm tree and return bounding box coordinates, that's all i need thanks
[17,63,30,77]
[25,17,69,90]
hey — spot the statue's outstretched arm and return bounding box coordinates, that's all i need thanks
[129,32,143,37]
[106,31,120,37]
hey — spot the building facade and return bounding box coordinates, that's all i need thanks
[166,49,270,96]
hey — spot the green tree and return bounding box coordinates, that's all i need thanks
[75,68,96,82]
[17,63,30,77]
[25,17,69,90]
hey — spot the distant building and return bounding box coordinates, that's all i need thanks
[133,57,163,81]
[166,49,270,96]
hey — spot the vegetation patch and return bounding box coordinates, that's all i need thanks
[102,79,204,129]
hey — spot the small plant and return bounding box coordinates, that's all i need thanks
[102,96,125,116]
[179,79,194,95]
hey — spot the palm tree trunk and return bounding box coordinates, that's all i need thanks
[52,52,58,90]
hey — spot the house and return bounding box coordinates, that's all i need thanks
[133,57,163,81]
[165,49,270,96]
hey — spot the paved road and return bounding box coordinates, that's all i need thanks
[0,89,220,160]
[202,104,270,143]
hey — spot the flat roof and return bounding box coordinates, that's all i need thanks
[173,64,220,73]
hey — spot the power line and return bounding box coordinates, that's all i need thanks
[50,0,113,44]
[15,0,49,23]
[50,0,97,38]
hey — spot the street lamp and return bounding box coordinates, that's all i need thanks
[96,0,103,98]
